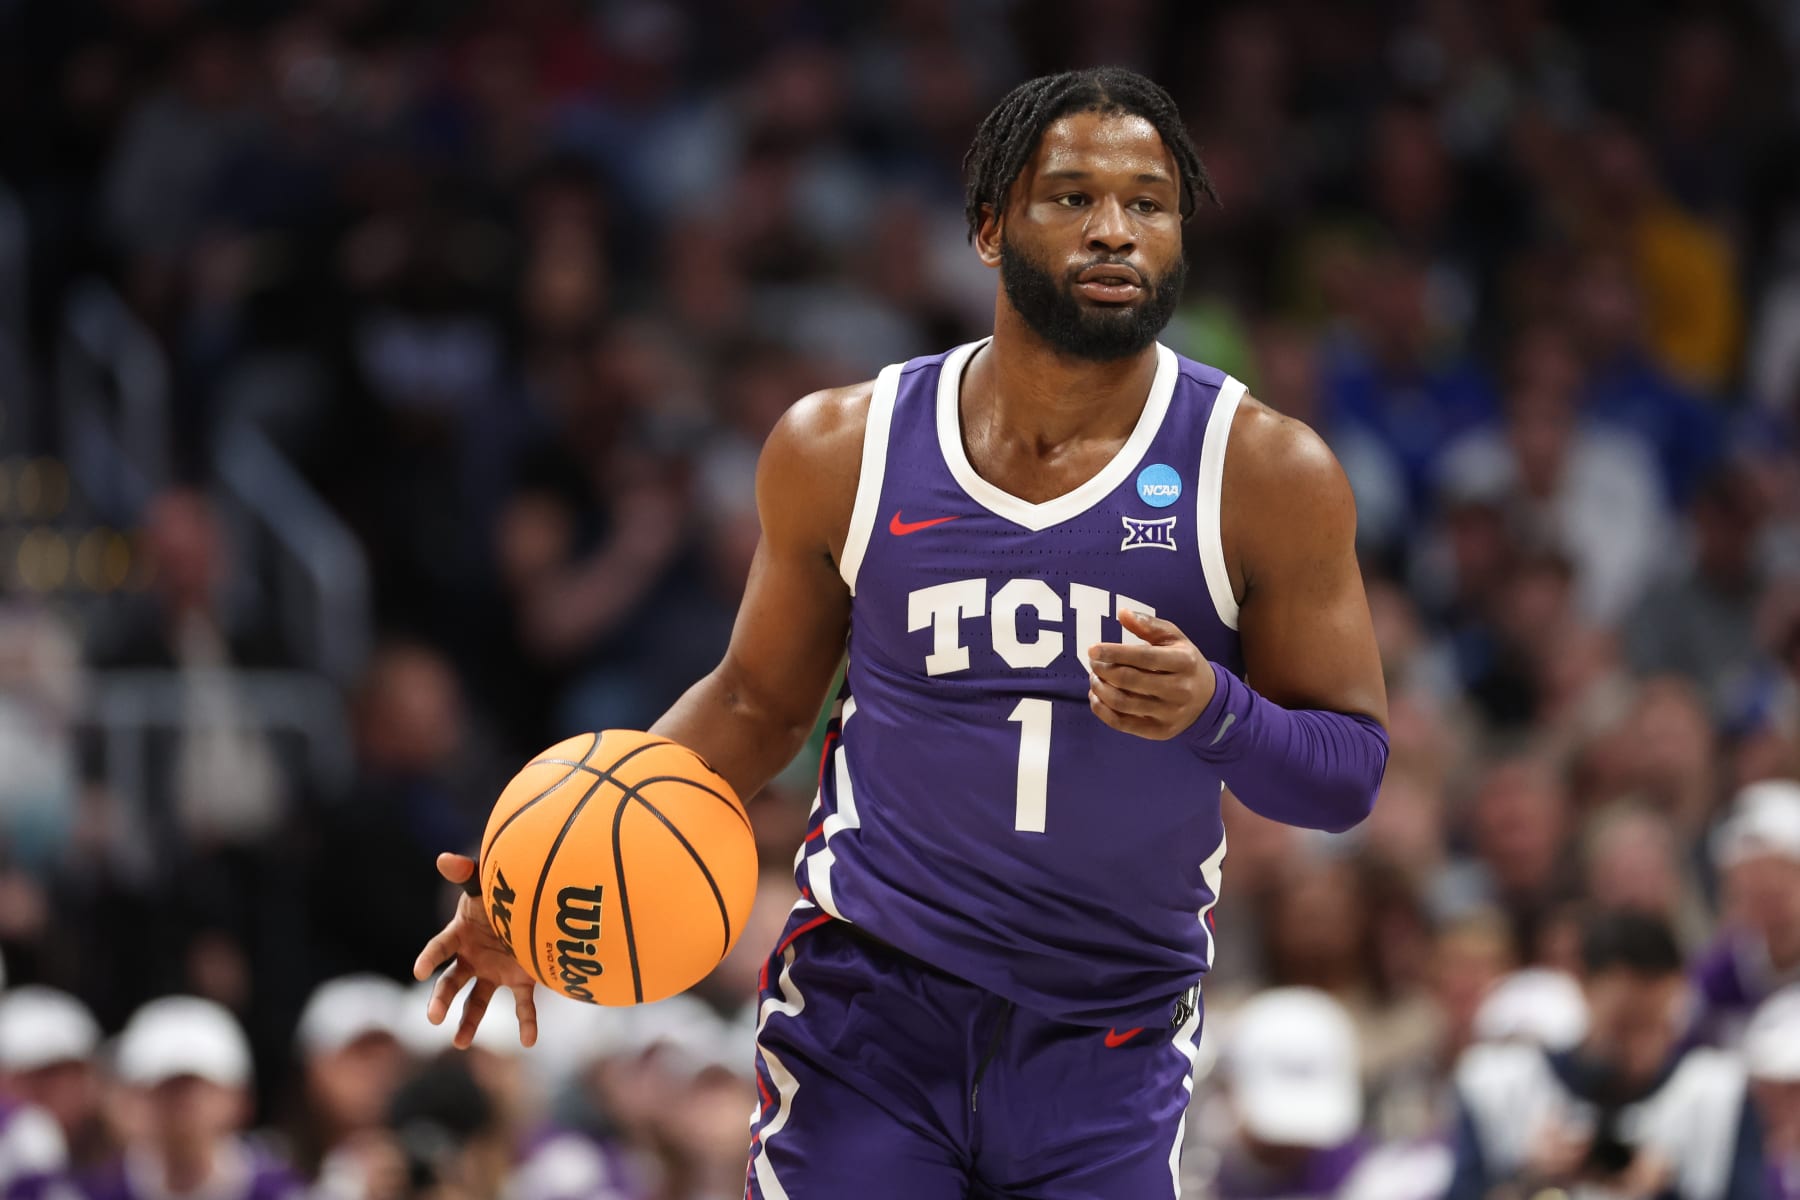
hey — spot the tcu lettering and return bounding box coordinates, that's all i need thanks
[488,868,518,951]
[549,884,606,1002]
[906,580,1156,677]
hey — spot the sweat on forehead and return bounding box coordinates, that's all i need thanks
[1026,112,1178,185]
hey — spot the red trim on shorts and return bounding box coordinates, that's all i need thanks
[816,729,839,788]
[775,913,833,958]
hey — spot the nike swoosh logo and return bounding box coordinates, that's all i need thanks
[1210,712,1236,746]
[1103,1026,1145,1048]
[889,511,961,536]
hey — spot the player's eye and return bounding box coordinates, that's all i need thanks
[1054,193,1088,207]
[1132,198,1162,214]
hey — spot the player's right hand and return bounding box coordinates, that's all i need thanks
[412,853,539,1049]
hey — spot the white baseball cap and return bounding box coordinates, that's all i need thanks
[0,986,101,1072]
[1473,969,1589,1051]
[1224,988,1362,1148]
[115,997,252,1088]
[295,975,407,1058]
[1713,780,1800,868]
[1743,985,1800,1081]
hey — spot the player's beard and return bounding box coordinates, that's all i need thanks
[999,240,1186,362]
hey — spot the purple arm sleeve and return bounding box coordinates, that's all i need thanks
[1185,662,1388,833]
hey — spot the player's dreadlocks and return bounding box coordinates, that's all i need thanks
[963,68,1217,242]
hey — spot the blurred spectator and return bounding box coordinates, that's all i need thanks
[1576,675,1721,839]
[289,976,408,1199]
[1567,249,1724,507]
[1447,910,1764,1199]
[309,643,495,981]
[1582,804,1711,951]
[1436,325,1669,625]
[1318,248,1498,515]
[87,997,301,1200]
[1580,121,1742,392]
[0,604,82,873]
[1692,780,1800,1046]
[0,988,107,1170]
[1626,466,1771,722]
[385,1060,504,1200]
[1461,755,1577,958]
[1191,987,1451,1200]
[1471,967,1589,1052]
[84,488,289,849]
[1255,853,1440,1102]
[100,24,257,327]
[494,327,727,738]
[1743,986,1800,1200]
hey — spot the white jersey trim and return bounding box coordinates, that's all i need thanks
[838,364,903,594]
[1196,376,1246,631]
[936,338,1179,532]
[1197,824,1227,968]
[804,697,858,920]
[751,938,808,1200]
[1167,1001,1204,1197]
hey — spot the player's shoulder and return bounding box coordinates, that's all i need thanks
[1211,389,1357,553]
[772,380,876,454]
[756,379,877,546]
[761,380,876,495]
[1224,393,1342,490]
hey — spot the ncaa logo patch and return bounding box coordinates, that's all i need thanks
[1136,463,1182,508]
[1121,514,1178,552]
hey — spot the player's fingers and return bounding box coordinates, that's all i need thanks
[509,983,539,1048]
[414,924,461,982]
[1091,659,1173,698]
[454,978,497,1050]
[437,852,476,884]
[1089,673,1161,717]
[1089,685,1162,736]
[1117,609,1188,646]
[427,958,474,1023]
[1088,639,1186,672]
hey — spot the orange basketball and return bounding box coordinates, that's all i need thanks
[477,730,757,1006]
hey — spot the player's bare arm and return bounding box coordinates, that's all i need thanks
[1218,400,1386,724]
[412,385,869,1041]
[1089,397,1389,832]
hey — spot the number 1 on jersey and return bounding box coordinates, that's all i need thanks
[1008,698,1052,832]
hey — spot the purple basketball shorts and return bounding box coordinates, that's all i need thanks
[745,906,1204,1199]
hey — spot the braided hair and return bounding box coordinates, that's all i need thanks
[963,67,1217,242]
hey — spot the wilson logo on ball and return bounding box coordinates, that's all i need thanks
[488,869,518,952]
[550,883,607,1002]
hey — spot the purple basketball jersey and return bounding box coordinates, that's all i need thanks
[793,338,1245,1028]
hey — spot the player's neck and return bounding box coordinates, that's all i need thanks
[971,316,1162,449]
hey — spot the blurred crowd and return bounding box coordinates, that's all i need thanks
[1,0,1800,1197]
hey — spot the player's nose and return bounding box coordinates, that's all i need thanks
[1085,196,1135,255]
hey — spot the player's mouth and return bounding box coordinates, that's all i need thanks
[1073,263,1143,303]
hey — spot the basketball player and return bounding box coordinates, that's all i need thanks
[415,67,1389,1198]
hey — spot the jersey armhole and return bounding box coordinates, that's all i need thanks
[837,362,902,595]
[1196,376,1246,631]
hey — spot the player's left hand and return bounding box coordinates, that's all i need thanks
[1087,610,1219,740]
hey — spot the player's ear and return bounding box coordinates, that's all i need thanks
[975,204,1003,268]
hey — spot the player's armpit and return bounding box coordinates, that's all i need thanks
[649,385,870,802]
